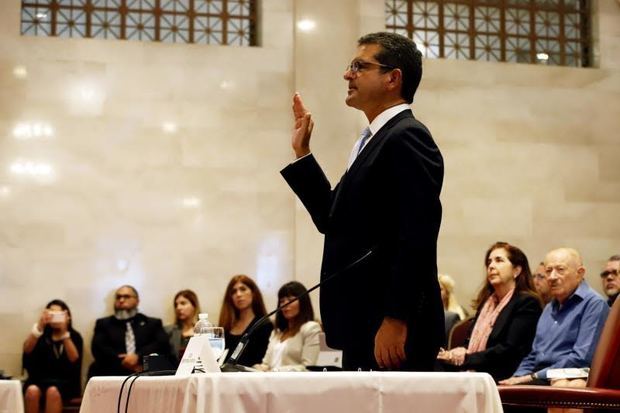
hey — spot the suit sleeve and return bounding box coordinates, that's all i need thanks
[463,295,541,371]
[91,319,122,367]
[136,318,170,361]
[381,127,443,321]
[280,154,333,234]
[299,321,321,367]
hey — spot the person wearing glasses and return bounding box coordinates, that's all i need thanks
[601,254,620,306]
[532,261,552,304]
[89,285,169,376]
[281,32,444,371]
[500,248,609,386]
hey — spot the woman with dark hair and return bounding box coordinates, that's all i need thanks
[23,299,83,413]
[165,289,201,364]
[219,275,273,367]
[254,281,321,371]
[437,241,543,381]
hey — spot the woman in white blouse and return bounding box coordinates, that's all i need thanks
[254,281,321,371]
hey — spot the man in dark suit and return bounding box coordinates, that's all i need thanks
[281,32,444,371]
[90,285,169,376]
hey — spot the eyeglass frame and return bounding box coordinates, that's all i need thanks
[346,59,397,74]
[600,269,619,278]
[115,293,137,300]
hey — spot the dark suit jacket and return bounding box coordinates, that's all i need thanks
[90,313,170,376]
[461,291,542,381]
[281,109,444,371]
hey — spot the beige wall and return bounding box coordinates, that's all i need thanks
[0,0,619,380]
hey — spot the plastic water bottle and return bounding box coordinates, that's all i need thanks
[193,313,214,335]
[193,313,225,360]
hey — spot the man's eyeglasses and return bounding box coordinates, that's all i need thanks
[346,60,395,74]
[115,294,137,300]
[600,269,619,278]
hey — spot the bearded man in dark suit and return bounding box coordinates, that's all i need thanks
[281,32,444,371]
[90,285,170,376]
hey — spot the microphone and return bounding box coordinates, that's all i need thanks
[221,248,374,372]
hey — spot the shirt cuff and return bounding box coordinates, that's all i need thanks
[292,152,312,163]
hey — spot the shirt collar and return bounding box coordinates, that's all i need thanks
[552,280,588,310]
[368,103,411,136]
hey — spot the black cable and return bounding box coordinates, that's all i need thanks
[116,372,140,413]
[122,370,177,413]
[124,374,140,413]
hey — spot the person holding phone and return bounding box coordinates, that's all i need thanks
[23,299,83,413]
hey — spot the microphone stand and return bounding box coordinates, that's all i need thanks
[221,248,374,372]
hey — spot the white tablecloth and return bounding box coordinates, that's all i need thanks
[0,380,24,413]
[80,372,503,413]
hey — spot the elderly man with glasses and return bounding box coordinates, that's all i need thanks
[601,254,620,306]
[90,285,169,376]
[281,32,444,371]
[499,248,608,386]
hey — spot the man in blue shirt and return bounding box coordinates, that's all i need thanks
[499,248,609,385]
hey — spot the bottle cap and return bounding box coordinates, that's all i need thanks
[198,313,209,320]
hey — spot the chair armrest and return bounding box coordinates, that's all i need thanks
[498,385,620,410]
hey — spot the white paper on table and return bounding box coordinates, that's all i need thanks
[175,335,220,376]
[546,367,590,379]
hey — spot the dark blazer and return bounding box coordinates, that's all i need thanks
[281,109,444,371]
[461,291,542,381]
[90,313,170,376]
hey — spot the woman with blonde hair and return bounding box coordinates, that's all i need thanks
[438,273,468,320]
[219,275,273,367]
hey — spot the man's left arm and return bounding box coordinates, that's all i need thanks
[374,125,443,369]
[136,318,170,362]
[534,298,609,379]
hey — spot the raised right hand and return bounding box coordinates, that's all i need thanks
[291,93,314,158]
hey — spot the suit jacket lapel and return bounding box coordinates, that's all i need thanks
[489,294,518,341]
[328,109,413,218]
[347,109,413,177]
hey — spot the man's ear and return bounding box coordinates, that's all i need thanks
[386,68,403,92]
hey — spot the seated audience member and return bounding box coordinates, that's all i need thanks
[254,281,321,372]
[437,242,542,381]
[23,299,83,413]
[219,275,273,367]
[601,254,619,306]
[165,289,200,365]
[500,248,609,386]
[438,274,468,320]
[90,285,169,376]
[532,261,553,304]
